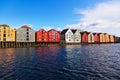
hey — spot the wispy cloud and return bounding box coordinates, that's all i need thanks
[40,26,62,31]
[12,24,33,29]
[68,0,120,36]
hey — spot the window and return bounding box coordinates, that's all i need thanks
[26,38,29,41]
[3,34,6,37]
[3,38,6,42]
[26,32,29,34]
[8,34,10,37]
[4,30,6,33]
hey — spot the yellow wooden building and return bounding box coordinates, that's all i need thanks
[0,24,15,42]
[105,33,110,43]
[88,32,94,43]
[100,33,105,43]
[109,35,114,43]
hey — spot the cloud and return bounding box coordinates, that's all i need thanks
[40,26,62,31]
[12,24,33,29]
[69,0,120,36]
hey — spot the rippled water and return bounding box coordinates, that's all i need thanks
[0,44,120,80]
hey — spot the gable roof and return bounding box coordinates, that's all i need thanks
[21,25,31,29]
[61,29,69,34]
[80,31,89,35]
[71,29,77,34]
[0,24,9,27]
[48,29,57,32]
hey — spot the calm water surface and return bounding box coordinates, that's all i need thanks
[0,44,120,80]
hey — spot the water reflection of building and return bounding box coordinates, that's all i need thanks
[65,45,82,69]
[36,46,61,57]
[0,48,16,65]
[36,46,67,69]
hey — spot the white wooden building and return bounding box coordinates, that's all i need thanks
[61,29,74,43]
[71,29,81,43]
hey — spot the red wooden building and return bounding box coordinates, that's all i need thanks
[36,29,48,42]
[81,31,88,43]
[93,33,100,43]
[48,29,60,42]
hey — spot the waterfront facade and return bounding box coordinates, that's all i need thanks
[94,33,100,43]
[71,29,81,43]
[105,33,110,43]
[16,25,35,42]
[88,32,94,43]
[48,29,60,42]
[0,24,15,42]
[61,29,74,43]
[0,24,119,47]
[100,33,105,43]
[81,31,88,43]
[109,35,114,42]
[36,29,48,42]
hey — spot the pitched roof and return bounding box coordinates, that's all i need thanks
[0,24,9,27]
[48,29,57,32]
[71,29,77,34]
[21,25,31,29]
[80,31,89,34]
[61,29,69,34]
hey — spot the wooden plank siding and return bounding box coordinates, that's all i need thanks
[94,33,100,43]
[48,29,60,42]
[100,33,105,43]
[36,29,48,42]
[81,32,88,43]
[88,32,94,43]
[105,33,110,43]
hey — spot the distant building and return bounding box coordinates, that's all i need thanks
[114,36,119,43]
[88,32,94,43]
[93,33,100,43]
[48,29,60,42]
[100,33,105,43]
[81,31,88,43]
[0,24,15,42]
[71,29,81,43]
[16,25,35,42]
[36,29,48,42]
[109,35,114,43]
[105,33,110,43]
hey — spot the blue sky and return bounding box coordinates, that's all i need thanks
[0,0,106,29]
[0,0,120,36]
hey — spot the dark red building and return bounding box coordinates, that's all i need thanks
[94,33,100,43]
[36,29,48,42]
[48,29,60,42]
[81,31,88,43]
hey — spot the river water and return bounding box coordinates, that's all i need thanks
[0,44,120,80]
